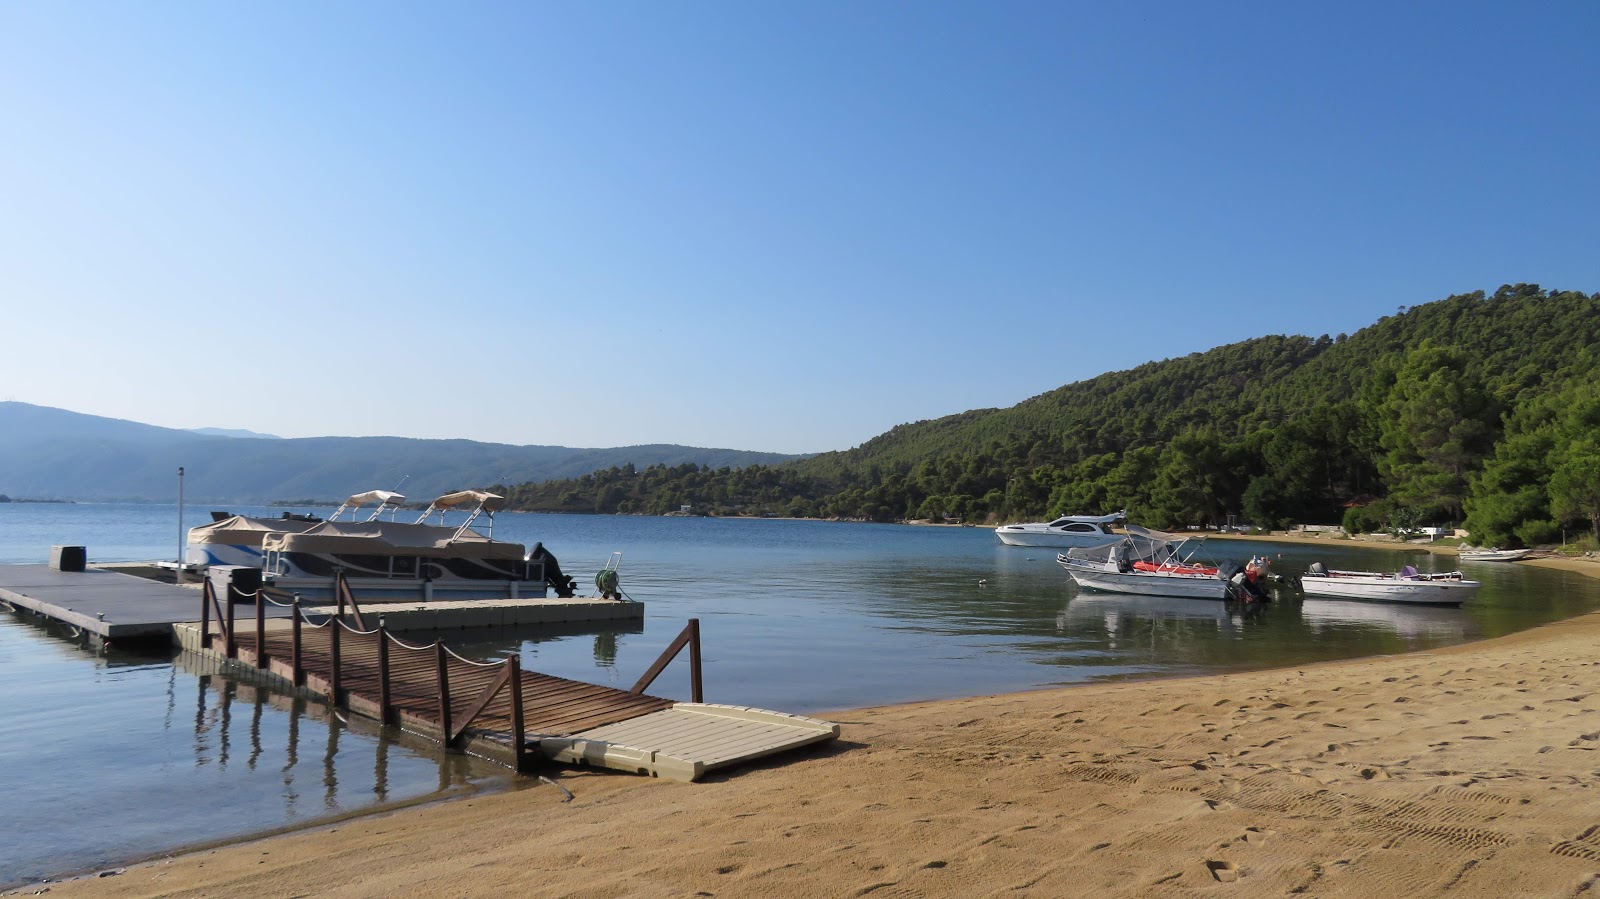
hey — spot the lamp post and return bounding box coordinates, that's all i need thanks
[177,466,185,584]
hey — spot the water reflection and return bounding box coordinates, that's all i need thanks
[1056,594,1269,656]
[1300,599,1473,639]
[175,653,503,817]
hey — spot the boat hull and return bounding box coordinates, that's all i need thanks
[995,529,1121,548]
[1064,566,1229,599]
[1458,549,1531,562]
[1299,576,1479,605]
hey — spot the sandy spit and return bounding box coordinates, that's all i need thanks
[35,558,1600,899]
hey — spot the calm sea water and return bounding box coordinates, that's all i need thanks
[3,502,1598,886]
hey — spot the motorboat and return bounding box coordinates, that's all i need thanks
[1298,563,1480,606]
[186,490,402,569]
[995,510,1124,548]
[260,490,574,601]
[1056,526,1231,599]
[1457,548,1532,562]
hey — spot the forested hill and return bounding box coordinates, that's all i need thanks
[501,285,1600,548]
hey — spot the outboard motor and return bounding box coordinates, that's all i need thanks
[528,542,576,598]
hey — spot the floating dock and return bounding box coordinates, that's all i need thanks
[0,565,271,641]
[0,564,643,642]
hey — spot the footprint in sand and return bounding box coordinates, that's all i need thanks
[1206,860,1239,882]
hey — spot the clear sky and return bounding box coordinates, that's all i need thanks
[2,3,1595,453]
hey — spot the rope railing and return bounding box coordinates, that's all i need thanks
[195,573,592,774]
[335,618,382,637]
[444,645,510,668]
[386,631,437,653]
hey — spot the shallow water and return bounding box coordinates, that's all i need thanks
[1,504,1596,886]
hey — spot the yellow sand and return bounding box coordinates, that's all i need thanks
[40,558,1600,898]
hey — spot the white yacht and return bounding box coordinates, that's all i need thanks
[995,510,1124,548]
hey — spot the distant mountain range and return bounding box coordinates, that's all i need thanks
[188,427,283,440]
[0,403,803,503]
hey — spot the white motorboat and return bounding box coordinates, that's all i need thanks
[1299,563,1480,606]
[1458,548,1532,562]
[260,490,575,601]
[1057,526,1232,599]
[995,511,1124,548]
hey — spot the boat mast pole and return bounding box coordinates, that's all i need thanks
[176,466,186,585]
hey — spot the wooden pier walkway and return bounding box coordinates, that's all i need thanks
[183,576,839,781]
[0,561,838,781]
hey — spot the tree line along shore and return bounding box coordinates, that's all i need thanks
[487,286,1600,553]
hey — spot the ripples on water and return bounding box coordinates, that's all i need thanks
[1,505,1598,885]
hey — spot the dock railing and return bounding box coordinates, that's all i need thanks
[630,618,704,703]
[196,577,694,773]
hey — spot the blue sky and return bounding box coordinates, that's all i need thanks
[2,3,1595,453]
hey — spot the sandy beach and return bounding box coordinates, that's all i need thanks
[34,557,1600,898]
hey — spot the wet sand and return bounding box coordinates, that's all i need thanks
[37,557,1600,898]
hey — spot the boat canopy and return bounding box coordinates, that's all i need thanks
[424,491,505,513]
[188,515,321,546]
[262,520,525,560]
[330,490,407,522]
[1062,526,1182,567]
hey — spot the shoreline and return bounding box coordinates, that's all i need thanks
[34,556,1600,898]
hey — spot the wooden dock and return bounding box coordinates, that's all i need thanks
[1,562,839,781]
[178,594,839,781]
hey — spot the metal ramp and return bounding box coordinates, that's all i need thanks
[541,703,840,782]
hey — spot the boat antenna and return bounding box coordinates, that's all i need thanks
[391,475,409,521]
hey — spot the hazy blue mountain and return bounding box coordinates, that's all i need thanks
[189,427,283,439]
[0,402,802,503]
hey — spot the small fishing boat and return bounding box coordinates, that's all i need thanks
[995,510,1124,548]
[1457,548,1532,562]
[1057,526,1232,600]
[1299,563,1480,606]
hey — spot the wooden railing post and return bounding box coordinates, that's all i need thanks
[436,643,453,746]
[224,583,237,659]
[254,583,267,669]
[376,616,392,725]
[200,578,213,649]
[291,597,304,686]
[335,570,366,630]
[688,618,703,703]
[508,654,526,772]
[329,619,342,703]
[630,620,702,697]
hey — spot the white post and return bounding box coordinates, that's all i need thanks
[177,466,186,584]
